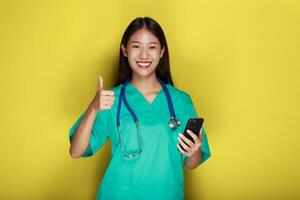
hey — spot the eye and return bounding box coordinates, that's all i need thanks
[132,45,139,48]
[149,46,157,49]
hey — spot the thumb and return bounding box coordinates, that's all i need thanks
[98,75,104,92]
[199,129,203,141]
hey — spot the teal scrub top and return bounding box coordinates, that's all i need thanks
[69,82,211,200]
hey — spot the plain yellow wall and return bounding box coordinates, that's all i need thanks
[0,0,299,199]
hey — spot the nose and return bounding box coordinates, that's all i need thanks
[139,47,149,59]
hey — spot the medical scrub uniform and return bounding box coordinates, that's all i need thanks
[69,82,211,200]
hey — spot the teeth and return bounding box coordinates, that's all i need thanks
[137,62,151,67]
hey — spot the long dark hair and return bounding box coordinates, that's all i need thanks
[114,17,174,86]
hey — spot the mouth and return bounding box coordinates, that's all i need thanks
[136,61,152,68]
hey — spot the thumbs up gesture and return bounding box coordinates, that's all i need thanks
[90,75,115,112]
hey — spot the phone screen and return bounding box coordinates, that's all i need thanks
[179,118,204,150]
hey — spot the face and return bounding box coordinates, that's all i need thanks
[121,28,165,79]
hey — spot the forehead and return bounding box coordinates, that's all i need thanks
[128,28,160,44]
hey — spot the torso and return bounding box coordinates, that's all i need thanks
[97,83,191,199]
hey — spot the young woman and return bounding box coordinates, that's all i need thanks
[69,17,211,200]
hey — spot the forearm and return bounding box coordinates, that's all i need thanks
[69,104,98,158]
[184,148,202,169]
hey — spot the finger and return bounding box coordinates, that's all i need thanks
[177,144,188,156]
[100,105,112,110]
[178,137,191,151]
[102,100,114,106]
[101,95,115,101]
[101,90,115,96]
[179,133,193,147]
[187,130,200,146]
[199,128,203,141]
[187,130,200,145]
[98,75,104,91]
[199,127,203,135]
[101,99,115,105]
[199,134,203,143]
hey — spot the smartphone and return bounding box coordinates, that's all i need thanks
[179,118,204,150]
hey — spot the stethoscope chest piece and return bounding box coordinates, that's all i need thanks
[168,116,181,130]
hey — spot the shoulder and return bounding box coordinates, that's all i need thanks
[166,84,197,117]
[166,84,192,104]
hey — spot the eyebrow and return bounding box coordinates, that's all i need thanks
[128,41,159,44]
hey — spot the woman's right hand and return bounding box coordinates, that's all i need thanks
[89,75,115,112]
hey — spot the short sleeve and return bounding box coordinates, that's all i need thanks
[69,110,110,157]
[180,94,211,165]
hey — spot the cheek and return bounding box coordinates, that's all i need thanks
[127,52,138,62]
[149,50,161,58]
[127,50,137,57]
[150,53,162,66]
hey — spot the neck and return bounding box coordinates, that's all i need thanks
[130,74,162,94]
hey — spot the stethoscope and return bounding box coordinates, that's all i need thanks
[116,78,181,158]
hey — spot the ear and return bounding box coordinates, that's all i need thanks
[121,44,128,57]
[160,47,165,58]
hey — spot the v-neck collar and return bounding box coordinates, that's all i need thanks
[126,81,165,106]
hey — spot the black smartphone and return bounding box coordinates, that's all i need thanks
[179,118,204,150]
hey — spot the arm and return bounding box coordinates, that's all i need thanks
[69,75,115,158]
[177,129,204,169]
[69,105,98,158]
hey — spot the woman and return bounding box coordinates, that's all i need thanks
[69,17,211,200]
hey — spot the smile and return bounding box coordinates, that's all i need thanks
[136,61,152,68]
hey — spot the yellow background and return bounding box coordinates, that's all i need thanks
[0,0,299,199]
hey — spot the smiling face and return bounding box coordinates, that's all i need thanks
[121,28,165,80]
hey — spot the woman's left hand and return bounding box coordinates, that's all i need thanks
[177,128,203,157]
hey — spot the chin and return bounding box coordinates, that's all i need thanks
[132,69,156,79]
[132,67,157,78]
[135,72,155,78]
